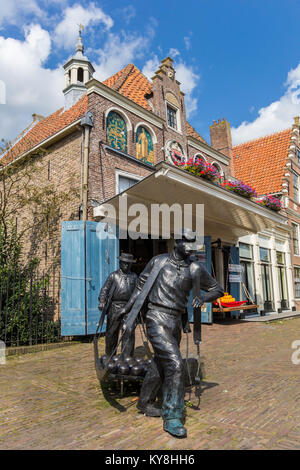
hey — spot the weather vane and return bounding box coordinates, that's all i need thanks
[78,23,85,37]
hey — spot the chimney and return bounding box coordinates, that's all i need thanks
[210,118,234,176]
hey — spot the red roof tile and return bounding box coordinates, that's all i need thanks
[2,64,206,164]
[2,94,88,165]
[232,129,292,195]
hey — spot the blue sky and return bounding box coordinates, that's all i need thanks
[1,0,300,144]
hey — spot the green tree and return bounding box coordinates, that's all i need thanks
[0,139,78,346]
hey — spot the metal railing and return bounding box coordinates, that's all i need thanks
[0,267,61,348]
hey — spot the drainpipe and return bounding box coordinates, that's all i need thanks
[80,111,94,221]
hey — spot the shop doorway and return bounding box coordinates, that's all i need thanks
[260,247,274,312]
[119,237,168,274]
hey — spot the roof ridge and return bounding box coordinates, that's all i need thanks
[233,127,292,149]
[109,63,135,91]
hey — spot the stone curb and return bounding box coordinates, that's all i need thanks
[6,341,80,357]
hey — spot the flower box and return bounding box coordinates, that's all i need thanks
[257,195,282,211]
[176,158,220,182]
[221,180,257,199]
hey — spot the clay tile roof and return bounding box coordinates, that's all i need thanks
[104,63,152,111]
[2,63,207,164]
[232,128,292,195]
[186,122,206,144]
[1,94,88,165]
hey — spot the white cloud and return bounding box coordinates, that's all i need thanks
[169,48,180,58]
[0,24,63,141]
[0,0,43,27]
[175,62,200,117]
[232,62,300,145]
[94,31,152,81]
[122,5,136,24]
[142,55,160,80]
[184,36,191,51]
[54,2,113,49]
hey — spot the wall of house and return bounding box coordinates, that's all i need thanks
[1,130,83,319]
[238,229,294,313]
[282,119,300,310]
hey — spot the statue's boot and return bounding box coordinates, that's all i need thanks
[137,402,161,417]
[163,419,187,438]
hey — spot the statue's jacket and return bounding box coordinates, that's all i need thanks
[98,269,138,313]
[135,253,224,314]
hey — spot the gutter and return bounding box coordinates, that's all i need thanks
[0,118,82,170]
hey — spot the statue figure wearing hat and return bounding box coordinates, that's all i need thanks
[98,253,137,357]
[121,229,224,438]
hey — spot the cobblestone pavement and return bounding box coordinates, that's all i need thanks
[1,318,300,450]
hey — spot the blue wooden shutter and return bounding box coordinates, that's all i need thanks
[229,246,240,317]
[61,221,119,336]
[61,221,86,336]
[188,236,213,325]
[86,222,119,335]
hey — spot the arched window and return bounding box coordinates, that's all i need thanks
[106,111,127,153]
[193,154,206,165]
[136,126,154,164]
[77,67,84,83]
[212,162,221,173]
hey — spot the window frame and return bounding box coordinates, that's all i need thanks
[292,222,300,256]
[165,102,181,134]
[115,169,142,195]
[293,170,299,202]
[294,266,300,298]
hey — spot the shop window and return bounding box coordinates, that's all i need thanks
[277,251,289,309]
[293,171,299,202]
[136,126,154,164]
[239,242,252,259]
[294,267,300,298]
[167,105,178,130]
[259,247,274,312]
[106,111,127,153]
[276,251,285,265]
[239,243,256,304]
[292,223,299,255]
[259,247,270,262]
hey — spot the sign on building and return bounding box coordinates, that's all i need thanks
[229,264,242,272]
[229,274,242,283]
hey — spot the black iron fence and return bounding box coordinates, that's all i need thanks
[0,267,61,348]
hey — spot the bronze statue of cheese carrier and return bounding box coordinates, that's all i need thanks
[96,229,224,438]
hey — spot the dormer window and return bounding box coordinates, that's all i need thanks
[167,105,178,130]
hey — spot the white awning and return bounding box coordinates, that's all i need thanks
[94,162,288,243]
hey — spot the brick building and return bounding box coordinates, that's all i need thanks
[0,35,287,331]
[232,121,300,312]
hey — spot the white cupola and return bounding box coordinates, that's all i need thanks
[63,30,95,110]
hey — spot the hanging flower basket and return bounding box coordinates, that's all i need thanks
[221,180,257,199]
[176,158,220,182]
[257,195,282,211]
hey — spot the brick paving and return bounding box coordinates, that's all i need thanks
[1,318,300,450]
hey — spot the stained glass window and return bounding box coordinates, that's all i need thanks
[106,111,127,153]
[136,126,154,164]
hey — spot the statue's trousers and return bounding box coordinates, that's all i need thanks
[138,307,184,420]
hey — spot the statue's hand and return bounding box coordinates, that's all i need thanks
[192,296,204,309]
[183,323,191,334]
[98,302,105,311]
[119,307,128,317]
